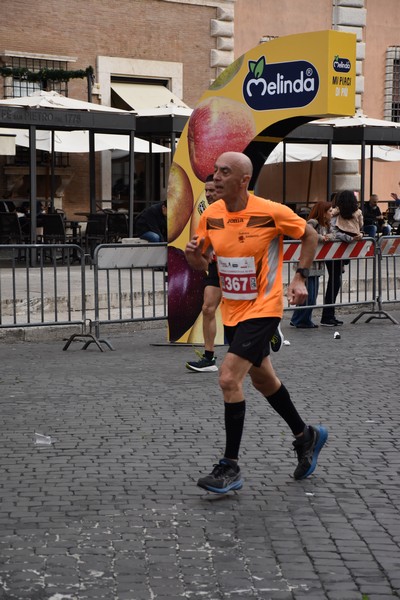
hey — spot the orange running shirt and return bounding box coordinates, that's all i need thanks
[196,194,306,326]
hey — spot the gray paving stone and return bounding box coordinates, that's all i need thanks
[1,313,400,599]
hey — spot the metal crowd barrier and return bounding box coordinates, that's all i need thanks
[63,242,168,350]
[0,244,86,329]
[283,237,380,321]
[354,235,400,324]
[377,235,400,305]
[1,237,399,348]
[0,242,168,349]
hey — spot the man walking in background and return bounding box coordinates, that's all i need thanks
[186,175,222,372]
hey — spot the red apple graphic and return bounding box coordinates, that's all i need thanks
[168,246,205,342]
[188,96,257,182]
[167,162,194,243]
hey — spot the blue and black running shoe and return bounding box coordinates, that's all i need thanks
[197,458,243,493]
[293,425,328,480]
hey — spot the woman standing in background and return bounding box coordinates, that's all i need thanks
[320,190,362,327]
[290,201,333,329]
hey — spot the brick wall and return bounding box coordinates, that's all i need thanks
[0,0,217,214]
[0,0,215,107]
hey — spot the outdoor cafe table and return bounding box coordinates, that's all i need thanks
[65,219,82,241]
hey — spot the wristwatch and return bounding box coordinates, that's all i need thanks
[296,267,310,279]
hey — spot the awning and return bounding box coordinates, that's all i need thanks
[111,82,190,113]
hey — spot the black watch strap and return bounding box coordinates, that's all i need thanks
[296,267,310,278]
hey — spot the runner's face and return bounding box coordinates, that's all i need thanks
[205,181,217,204]
[213,157,243,204]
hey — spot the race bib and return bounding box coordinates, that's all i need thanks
[217,256,258,300]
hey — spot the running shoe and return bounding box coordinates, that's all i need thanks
[289,322,319,329]
[292,425,328,480]
[197,458,243,493]
[186,352,218,372]
[270,323,284,352]
[320,318,336,327]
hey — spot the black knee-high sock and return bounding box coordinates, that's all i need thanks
[265,383,306,436]
[224,401,246,460]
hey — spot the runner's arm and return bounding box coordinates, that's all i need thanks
[287,224,318,306]
[185,235,213,271]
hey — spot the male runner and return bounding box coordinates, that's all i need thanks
[186,174,283,373]
[185,151,328,493]
[186,175,222,372]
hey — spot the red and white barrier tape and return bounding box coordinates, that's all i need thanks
[283,239,375,262]
[379,236,400,256]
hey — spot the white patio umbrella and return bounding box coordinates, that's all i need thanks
[135,100,192,118]
[265,111,400,205]
[369,144,400,161]
[266,144,323,164]
[0,90,128,113]
[265,142,400,164]
[1,128,170,154]
[310,112,400,129]
[330,143,400,161]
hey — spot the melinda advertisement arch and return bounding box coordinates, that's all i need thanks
[167,30,356,344]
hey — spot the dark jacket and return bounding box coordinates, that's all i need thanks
[134,201,167,241]
[363,202,382,227]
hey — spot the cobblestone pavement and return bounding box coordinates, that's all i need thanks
[1,309,400,600]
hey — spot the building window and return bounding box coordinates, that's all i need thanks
[1,55,71,168]
[97,55,185,208]
[2,55,69,98]
[384,46,400,121]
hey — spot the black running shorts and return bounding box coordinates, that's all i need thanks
[224,317,281,367]
[204,260,220,288]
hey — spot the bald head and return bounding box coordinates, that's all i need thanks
[369,194,379,207]
[213,152,253,210]
[217,151,253,179]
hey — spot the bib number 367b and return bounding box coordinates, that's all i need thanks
[217,256,258,300]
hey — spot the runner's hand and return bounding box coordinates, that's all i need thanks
[287,278,308,306]
[185,235,209,270]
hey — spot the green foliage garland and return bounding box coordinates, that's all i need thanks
[0,66,94,83]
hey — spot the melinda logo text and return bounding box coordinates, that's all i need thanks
[333,55,351,73]
[243,56,319,110]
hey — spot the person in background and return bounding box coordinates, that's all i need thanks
[363,194,391,237]
[331,191,363,240]
[19,200,45,215]
[185,151,327,494]
[186,175,222,372]
[135,200,167,242]
[320,190,362,327]
[290,201,333,329]
[390,186,400,235]
[17,200,46,235]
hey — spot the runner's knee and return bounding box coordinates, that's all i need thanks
[219,368,241,396]
[202,302,216,317]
